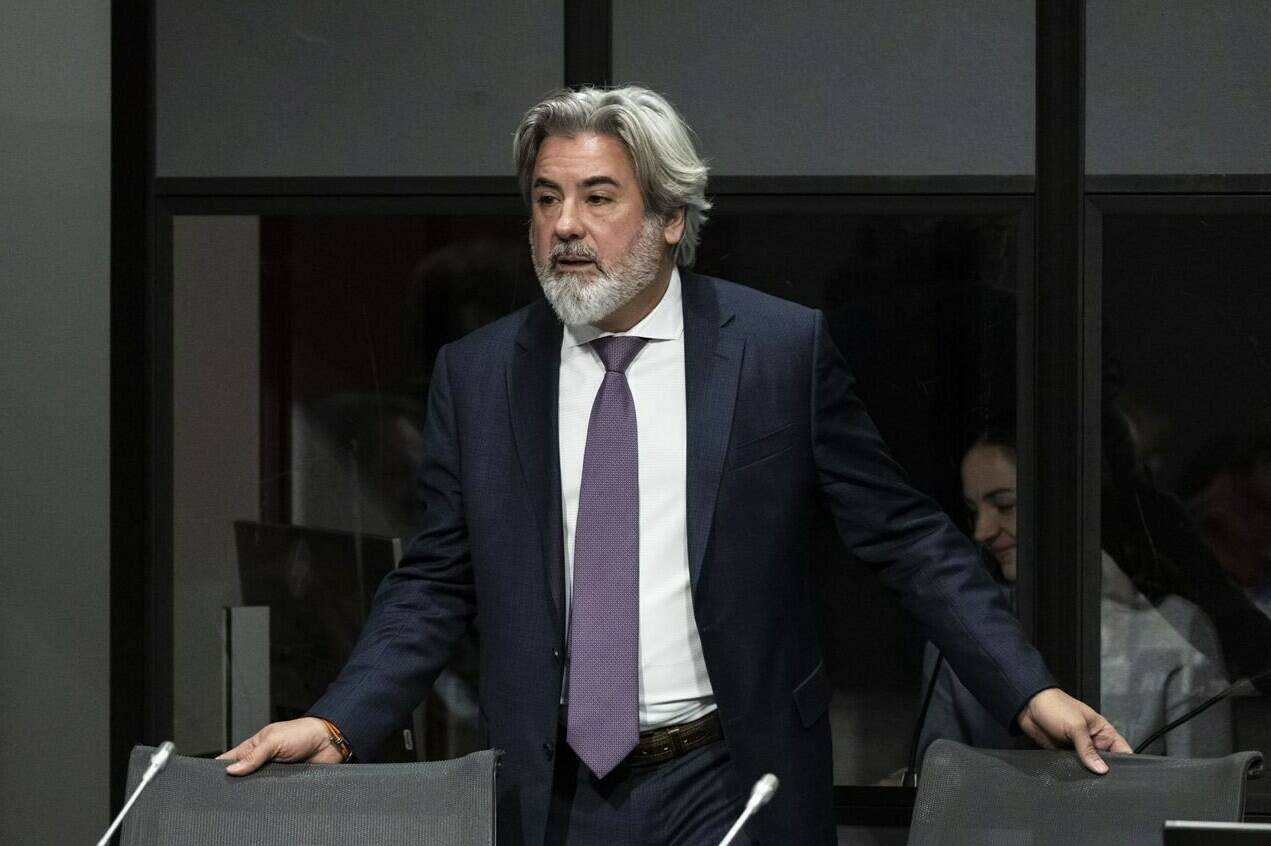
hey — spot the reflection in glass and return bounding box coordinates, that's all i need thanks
[915,429,1021,769]
[698,210,1023,784]
[1188,433,1271,618]
[231,521,411,760]
[274,216,536,760]
[173,209,1024,782]
[1102,213,1271,779]
[917,424,1233,765]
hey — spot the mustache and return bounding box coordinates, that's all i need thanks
[550,242,599,264]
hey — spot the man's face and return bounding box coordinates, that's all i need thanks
[529,132,681,325]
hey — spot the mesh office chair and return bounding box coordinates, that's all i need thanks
[120,745,499,845]
[909,740,1262,846]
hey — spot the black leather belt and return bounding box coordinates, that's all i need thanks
[626,711,723,768]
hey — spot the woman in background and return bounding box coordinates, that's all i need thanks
[914,427,1232,771]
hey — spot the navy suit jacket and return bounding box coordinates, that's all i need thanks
[312,271,1054,844]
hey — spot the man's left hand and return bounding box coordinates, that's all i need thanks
[1017,688,1132,774]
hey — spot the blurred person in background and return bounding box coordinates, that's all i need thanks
[916,424,1231,769]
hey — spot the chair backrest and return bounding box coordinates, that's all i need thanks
[120,746,499,846]
[908,740,1262,846]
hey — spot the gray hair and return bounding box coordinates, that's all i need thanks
[513,85,711,267]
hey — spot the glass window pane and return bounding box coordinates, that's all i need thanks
[156,3,564,177]
[171,206,1026,784]
[613,0,1034,176]
[1101,211,1271,791]
[696,209,1023,784]
[172,215,261,755]
[171,213,535,759]
[277,215,535,760]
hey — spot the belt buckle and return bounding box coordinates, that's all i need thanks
[666,723,685,756]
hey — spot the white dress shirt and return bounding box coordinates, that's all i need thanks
[558,268,716,729]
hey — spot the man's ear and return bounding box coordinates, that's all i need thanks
[662,207,686,247]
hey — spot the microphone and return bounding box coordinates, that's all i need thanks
[97,742,176,846]
[1134,668,1271,754]
[717,773,779,846]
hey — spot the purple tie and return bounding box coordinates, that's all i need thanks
[566,335,648,778]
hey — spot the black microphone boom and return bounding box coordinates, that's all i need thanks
[1134,668,1271,754]
[903,651,946,786]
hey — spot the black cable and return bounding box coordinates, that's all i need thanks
[903,651,946,786]
[1133,671,1268,754]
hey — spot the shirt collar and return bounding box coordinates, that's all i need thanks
[562,267,684,348]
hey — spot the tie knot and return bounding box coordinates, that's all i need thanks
[591,336,648,374]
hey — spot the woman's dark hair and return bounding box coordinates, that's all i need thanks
[967,418,1016,463]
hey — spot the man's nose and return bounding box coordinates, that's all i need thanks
[554,198,585,241]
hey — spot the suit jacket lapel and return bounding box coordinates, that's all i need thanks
[508,300,566,637]
[682,273,745,590]
[509,278,743,624]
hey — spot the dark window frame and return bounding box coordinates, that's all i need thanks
[110,0,157,817]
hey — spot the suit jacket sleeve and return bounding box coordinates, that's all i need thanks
[809,310,1055,728]
[309,343,477,757]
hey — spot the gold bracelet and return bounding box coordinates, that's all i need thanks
[316,717,352,762]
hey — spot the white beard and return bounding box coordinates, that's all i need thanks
[532,216,665,326]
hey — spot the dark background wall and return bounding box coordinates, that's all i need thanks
[1088,1,1271,174]
[613,0,1035,175]
[0,1,111,843]
[154,1,1034,178]
[154,0,1271,180]
[155,1,564,176]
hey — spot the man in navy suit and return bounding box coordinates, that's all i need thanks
[221,86,1130,844]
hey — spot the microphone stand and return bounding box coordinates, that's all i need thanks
[96,742,176,846]
[902,651,946,786]
[1134,670,1270,754]
[718,773,779,846]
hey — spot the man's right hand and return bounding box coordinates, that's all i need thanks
[216,717,346,775]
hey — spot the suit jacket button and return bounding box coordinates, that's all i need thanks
[552,648,562,664]
[543,742,554,761]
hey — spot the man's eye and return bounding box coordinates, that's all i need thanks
[535,195,558,206]
[586,195,612,204]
